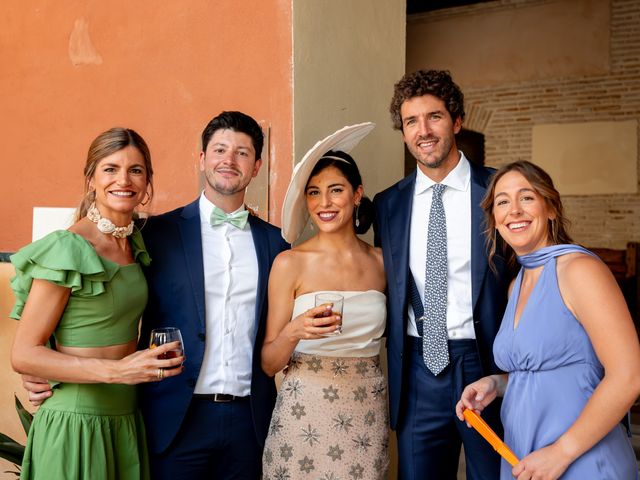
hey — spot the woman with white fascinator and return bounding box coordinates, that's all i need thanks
[261,123,389,479]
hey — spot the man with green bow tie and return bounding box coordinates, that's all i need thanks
[138,111,290,479]
[18,112,289,478]
[209,205,250,229]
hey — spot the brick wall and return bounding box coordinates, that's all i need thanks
[433,0,640,248]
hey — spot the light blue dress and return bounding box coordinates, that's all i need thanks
[493,244,637,479]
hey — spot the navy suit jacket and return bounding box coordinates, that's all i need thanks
[138,199,289,454]
[373,161,509,429]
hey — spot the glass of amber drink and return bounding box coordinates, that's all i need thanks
[149,327,184,369]
[314,293,343,336]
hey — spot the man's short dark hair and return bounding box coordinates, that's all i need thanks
[201,111,264,158]
[389,70,465,131]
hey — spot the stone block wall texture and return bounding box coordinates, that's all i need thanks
[427,0,640,249]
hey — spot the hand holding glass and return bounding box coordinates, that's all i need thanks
[149,327,184,369]
[314,293,343,336]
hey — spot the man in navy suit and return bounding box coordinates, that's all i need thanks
[139,111,289,479]
[373,70,508,479]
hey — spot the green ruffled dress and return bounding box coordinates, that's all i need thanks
[10,229,151,480]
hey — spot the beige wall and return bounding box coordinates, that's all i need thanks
[0,0,293,252]
[292,0,407,236]
[407,0,640,248]
[408,0,610,87]
[532,120,638,195]
[292,1,406,476]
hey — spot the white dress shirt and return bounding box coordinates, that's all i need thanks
[194,192,259,396]
[407,152,475,340]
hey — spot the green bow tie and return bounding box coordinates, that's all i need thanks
[210,206,249,229]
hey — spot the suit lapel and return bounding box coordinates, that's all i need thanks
[388,172,415,299]
[470,163,490,309]
[249,215,269,337]
[388,172,416,287]
[179,200,206,329]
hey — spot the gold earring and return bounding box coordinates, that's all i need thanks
[140,191,151,206]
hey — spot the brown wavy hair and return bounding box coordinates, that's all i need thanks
[482,160,572,268]
[76,128,153,221]
[389,70,465,131]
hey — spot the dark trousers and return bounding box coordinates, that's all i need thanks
[149,396,261,480]
[397,338,502,480]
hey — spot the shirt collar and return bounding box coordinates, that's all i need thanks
[198,191,247,224]
[414,151,471,196]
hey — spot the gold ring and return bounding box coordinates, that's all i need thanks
[157,369,164,380]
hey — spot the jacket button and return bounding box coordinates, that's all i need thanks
[198,333,205,341]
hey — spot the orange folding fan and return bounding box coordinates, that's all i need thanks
[463,409,519,466]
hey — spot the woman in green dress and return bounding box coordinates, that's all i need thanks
[10,128,184,480]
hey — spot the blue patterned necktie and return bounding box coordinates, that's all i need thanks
[210,206,249,229]
[421,183,449,375]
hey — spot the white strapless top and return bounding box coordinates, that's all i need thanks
[293,290,386,357]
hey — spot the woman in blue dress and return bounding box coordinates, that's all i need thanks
[456,160,640,479]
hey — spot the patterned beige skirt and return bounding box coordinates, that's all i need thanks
[262,352,389,480]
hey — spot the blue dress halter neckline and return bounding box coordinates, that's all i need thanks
[517,243,595,269]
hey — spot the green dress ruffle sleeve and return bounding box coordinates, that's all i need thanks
[10,228,150,318]
[10,229,150,347]
[11,228,151,480]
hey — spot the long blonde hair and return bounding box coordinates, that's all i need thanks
[76,128,153,221]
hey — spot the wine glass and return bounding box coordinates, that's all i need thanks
[149,327,184,369]
[314,293,344,336]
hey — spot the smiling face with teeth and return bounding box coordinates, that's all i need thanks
[305,165,363,236]
[89,145,149,224]
[492,170,555,256]
[200,128,262,211]
[400,94,462,182]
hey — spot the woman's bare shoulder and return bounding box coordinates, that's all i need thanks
[556,251,607,282]
[273,244,317,270]
[370,244,383,261]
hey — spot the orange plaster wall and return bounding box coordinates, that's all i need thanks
[0,0,293,252]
